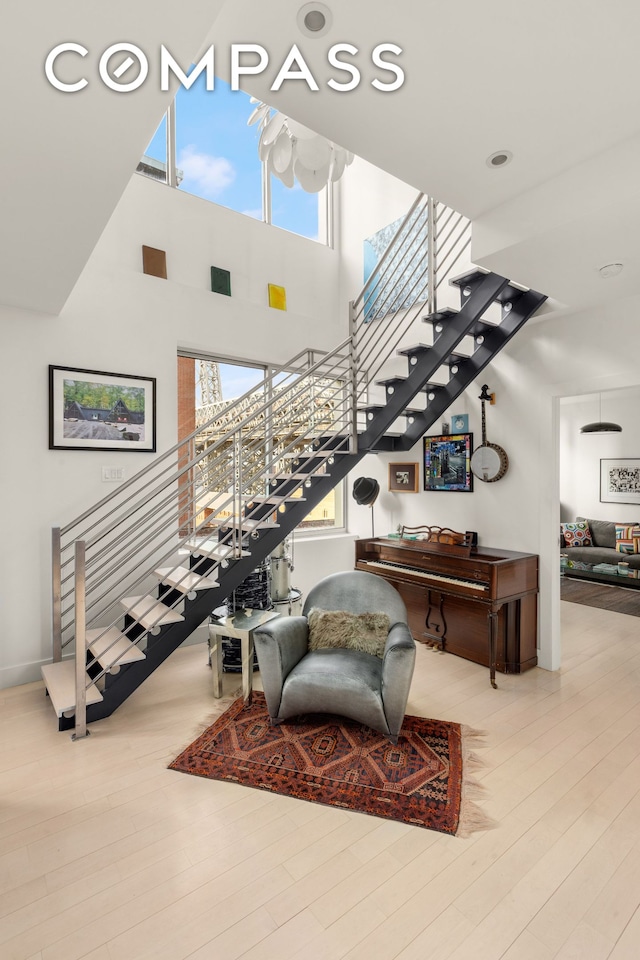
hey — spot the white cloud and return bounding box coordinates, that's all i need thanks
[177,145,235,197]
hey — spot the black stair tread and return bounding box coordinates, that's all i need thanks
[449,267,525,303]
[445,351,472,363]
[448,267,490,287]
[422,307,459,321]
[375,376,409,387]
[397,343,432,357]
[359,404,425,416]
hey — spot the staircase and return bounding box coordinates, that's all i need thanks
[43,194,547,733]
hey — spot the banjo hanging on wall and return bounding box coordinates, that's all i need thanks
[470,384,509,483]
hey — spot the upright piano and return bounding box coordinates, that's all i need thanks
[355,534,538,686]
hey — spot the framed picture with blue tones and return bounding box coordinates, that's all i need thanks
[451,413,469,433]
[423,433,474,492]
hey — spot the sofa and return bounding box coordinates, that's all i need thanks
[561,516,640,569]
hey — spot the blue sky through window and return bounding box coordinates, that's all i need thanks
[143,78,320,239]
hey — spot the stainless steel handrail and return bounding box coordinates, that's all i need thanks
[54,189,476,710]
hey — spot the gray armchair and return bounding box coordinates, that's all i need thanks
[253,570,416,743]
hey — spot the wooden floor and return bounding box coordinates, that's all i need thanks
[2,600,640,960]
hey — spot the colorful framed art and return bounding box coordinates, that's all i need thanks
[423,433,474,492]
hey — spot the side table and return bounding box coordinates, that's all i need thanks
[208,608,281,702]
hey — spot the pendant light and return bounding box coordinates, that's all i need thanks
[579,393,622,434]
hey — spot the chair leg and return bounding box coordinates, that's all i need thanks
[270,717,285,727]
[387,734,399,745]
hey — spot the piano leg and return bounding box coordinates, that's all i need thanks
[488,609,499,689]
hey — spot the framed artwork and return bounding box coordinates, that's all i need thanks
[423,433,474,492]
[600,459,640,504]
[389,462,419,493]
[451,413,469,433]
[49,365,156,452]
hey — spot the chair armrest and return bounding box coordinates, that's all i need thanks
[381,622,416,737]
[253,616,309,718]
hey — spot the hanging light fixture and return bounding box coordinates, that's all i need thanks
[579,393,622,434]
[248,99,354,193]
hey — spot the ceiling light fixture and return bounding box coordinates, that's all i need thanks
[599,262,624,279]
[297,3,333,38]
[486,150,513,169]
[248,99,354,193]
[579,393,622,434]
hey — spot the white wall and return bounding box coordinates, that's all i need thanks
[559,388,640,523]
[0,174,343,688]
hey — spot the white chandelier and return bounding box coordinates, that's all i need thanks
[248,99,354,193]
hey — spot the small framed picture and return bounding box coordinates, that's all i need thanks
[389,462,419,493]
[49,365,156,452]
[451,413,469,433]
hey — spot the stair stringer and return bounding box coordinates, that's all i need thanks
[373,286,548,452]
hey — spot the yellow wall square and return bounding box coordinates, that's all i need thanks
[268,283,287,310]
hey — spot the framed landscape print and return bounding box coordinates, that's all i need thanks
[388,462,419,493]
[600,458,640,504]
[423,433,474,492]
[49,365,156,452]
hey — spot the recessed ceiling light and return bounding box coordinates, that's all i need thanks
[486,150,513,169]
[297,3,332,38]
[599,262,624,279]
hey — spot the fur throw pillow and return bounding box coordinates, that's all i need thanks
[307,608,391,658]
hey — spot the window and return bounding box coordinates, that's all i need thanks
[137,82,331,244]
[175,78,263,218]
[178,352,344,535]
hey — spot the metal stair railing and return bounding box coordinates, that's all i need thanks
[352,194,471,394]
[52,341,356,675]
[51,190,475,729]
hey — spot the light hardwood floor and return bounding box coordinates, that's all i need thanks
[2,600,640,960]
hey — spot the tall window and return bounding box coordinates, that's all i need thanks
[175,78,263,219]
[177,353,344,534]
[139,81,329,244]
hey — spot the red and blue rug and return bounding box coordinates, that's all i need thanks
[169,692,492,837]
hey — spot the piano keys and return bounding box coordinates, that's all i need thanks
[355,536,539,686]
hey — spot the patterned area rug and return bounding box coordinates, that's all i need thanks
[561,576,640,616]
[169,692,492,837]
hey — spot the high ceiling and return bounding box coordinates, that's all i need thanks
[4,0,640,314]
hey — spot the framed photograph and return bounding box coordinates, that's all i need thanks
[423,433,474,492]
[389,462,419,493]
[49,365,156,452]
[600,458,640,504]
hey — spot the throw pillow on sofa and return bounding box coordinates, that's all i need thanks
[615,524,640,555]
[560,521,593,548]
[307,608,391,658]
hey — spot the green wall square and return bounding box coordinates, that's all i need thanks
[210,266,231,296]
